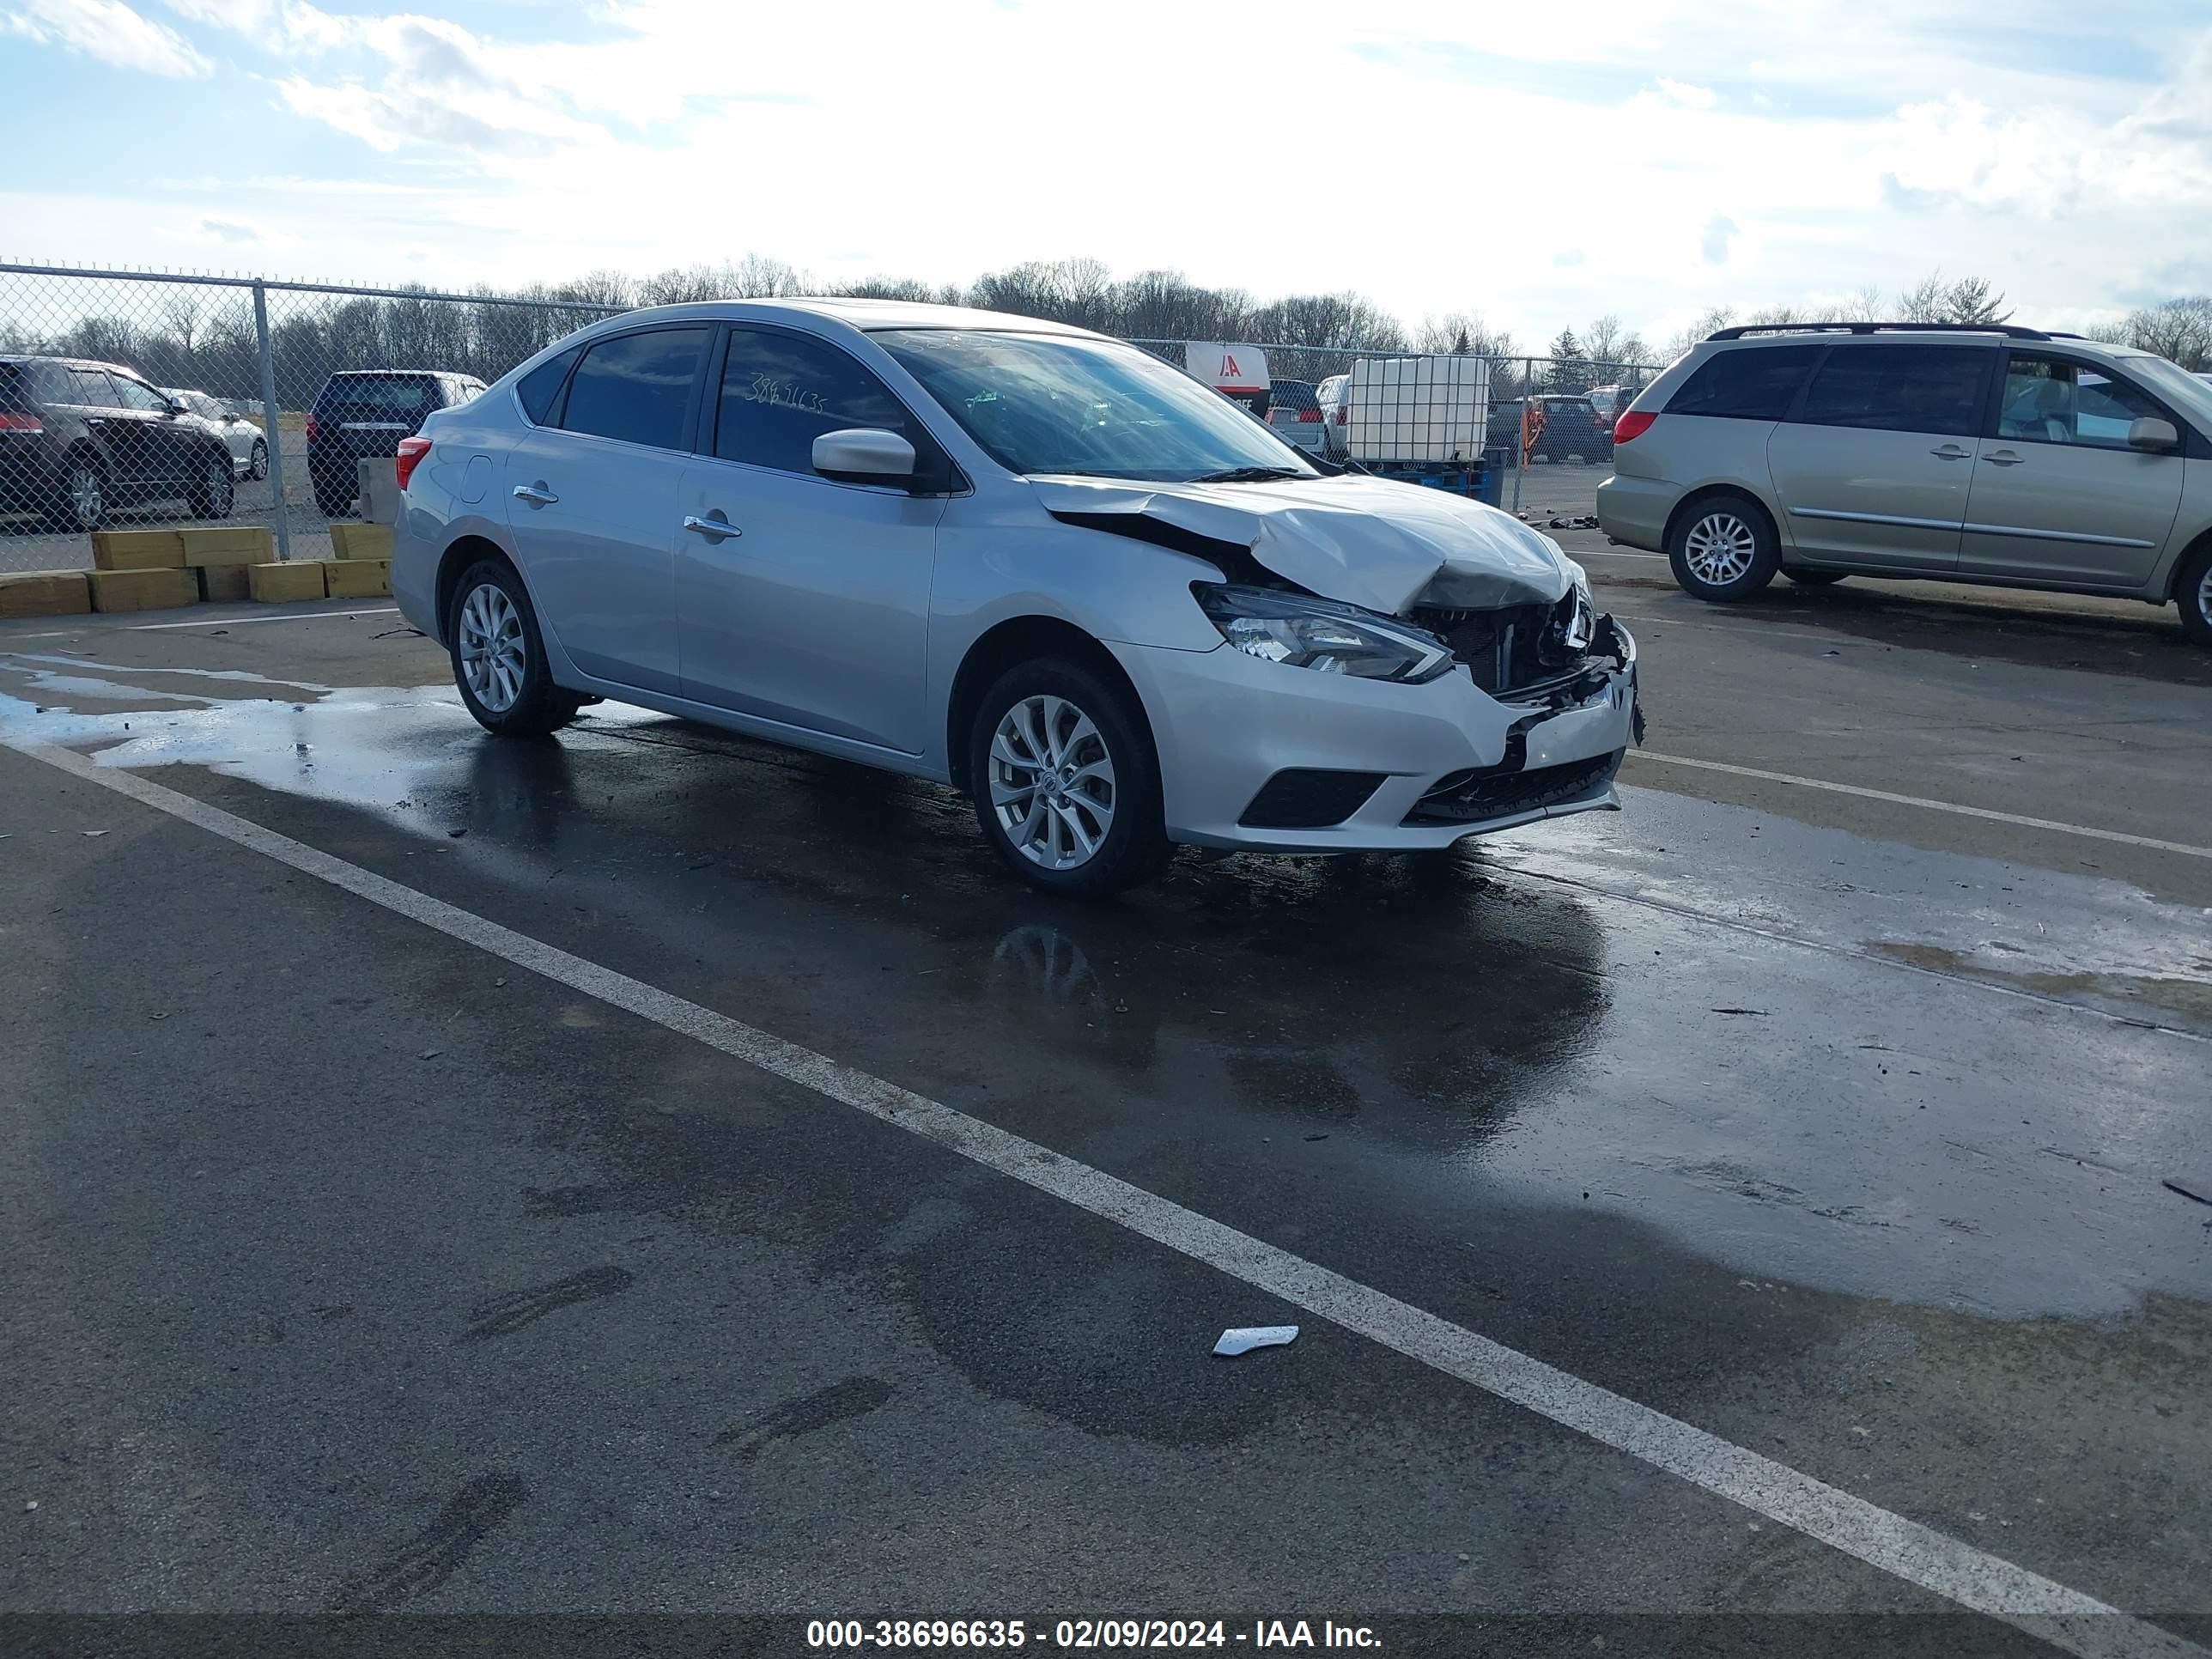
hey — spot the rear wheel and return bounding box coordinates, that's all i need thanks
[2177,541,2212,649]
[188,450,234,519]
[968,659,1170,897]
[446,559,585,737]
[45,452,106,532]
[1669,493,1780,602]
[249,439,269,482]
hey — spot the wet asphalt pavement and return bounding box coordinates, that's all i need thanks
[2,574,2209,1656]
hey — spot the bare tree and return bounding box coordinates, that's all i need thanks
[2125,296,2212,369]
[1663,304,1736,361]
[1414,312,1516,357]
[160,292,205,361]
[1942,276,2012,325]
[1895,270,1948,324]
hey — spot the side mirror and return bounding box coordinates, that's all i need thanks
[165,396,191,416]
[2129,416,2180,453]
[812,427,917,486]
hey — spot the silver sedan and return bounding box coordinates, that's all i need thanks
[390,301,1639,895]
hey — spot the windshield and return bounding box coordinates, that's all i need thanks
[874,329,1318,483]
[2126,355,2212,429]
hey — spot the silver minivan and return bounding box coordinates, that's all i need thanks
[1597,324,2212,645]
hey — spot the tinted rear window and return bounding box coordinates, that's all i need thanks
[516,346,581,426]
[319,375,434,412]
[1666,345,1822,421]
[1796,345,1990,437]
[560,327,709,450]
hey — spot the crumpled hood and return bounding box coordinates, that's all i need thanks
[1030,472,1575,614]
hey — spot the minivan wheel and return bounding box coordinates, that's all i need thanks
[447,559,585,737]
[969,659,1170,897]
[189,452,234,519]
[2177,541,2212,648]
[1670,494,1780,602]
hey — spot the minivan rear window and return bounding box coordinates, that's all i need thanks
[1796,345,1990,437]
[1665,345,1822,421]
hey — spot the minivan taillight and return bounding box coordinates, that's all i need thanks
[0,411,41,432]
[1613,410,1656,444]
[1297,408,1321,422]
[394,435,432,491]
[304,413,321,443]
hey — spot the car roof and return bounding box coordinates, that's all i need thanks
[597,297,1104,340]
[0,353,134,374]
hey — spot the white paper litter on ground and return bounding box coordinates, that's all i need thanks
[1213,1325,1299,1357]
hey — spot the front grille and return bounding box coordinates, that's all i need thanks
[1239,769,1387,830]
[1409,588,1593,696]
[1403,750,1622,825]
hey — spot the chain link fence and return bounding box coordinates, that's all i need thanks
[2,261,1657,579]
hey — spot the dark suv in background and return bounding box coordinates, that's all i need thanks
[307,369,485,515]
[0,355,240,532]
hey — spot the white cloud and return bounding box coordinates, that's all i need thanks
[1701,216,1739,264]
[4,0,210,76]
[1656,77,1718,108]
[199,216,260,242]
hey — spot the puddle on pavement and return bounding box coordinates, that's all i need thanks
[5,655,2207,1324]
[1869,940,2212,1030]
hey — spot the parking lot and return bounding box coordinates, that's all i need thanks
[3,556,2208,1656]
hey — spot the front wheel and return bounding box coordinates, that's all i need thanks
[1669,494,1780,602]
[249,440,269,482]
[188,451,235,519]
[447,559,585,736]
[2177,541,2212,649]
[969,659,1170,897]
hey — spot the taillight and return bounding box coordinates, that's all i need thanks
[1613,410,1656,443]
[304,413,320,442]
[0,411,41,432]
[394,435,432,491]
[1297,408,1321,422]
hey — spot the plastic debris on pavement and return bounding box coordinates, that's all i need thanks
[1213,1325,1299,1358]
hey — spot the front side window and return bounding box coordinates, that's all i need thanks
[559,327,709,450]
[110,374,172,414]
[875,329,1319,483]
[1997,356,2166,450]
[1796,345,1990,437]
[714,327,916,476]
[1665,345,1822,421]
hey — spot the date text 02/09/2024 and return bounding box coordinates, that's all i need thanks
[805,1620,1382,1649]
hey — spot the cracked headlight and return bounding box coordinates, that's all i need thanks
[1195,585,1453,684]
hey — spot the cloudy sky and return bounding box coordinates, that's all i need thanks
[3,0,2209,344]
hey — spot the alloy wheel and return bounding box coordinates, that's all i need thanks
[988,694,1117,871]
[69,465,104,530]
[1684,511,1757,586]
[2198,564,2212,630]
[206,457,234,514]
[458,582,527,714]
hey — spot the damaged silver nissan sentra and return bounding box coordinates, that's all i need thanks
[391,300,1641,896]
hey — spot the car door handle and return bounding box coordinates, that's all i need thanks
[1982,451,2025,467]
[512,482,559,506]
[1929,444,1972,459]
[683,514,741,540]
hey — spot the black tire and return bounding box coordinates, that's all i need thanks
[2177,540,2212,649]
[187,449,235,519]
[1784,568,1848,587]
[1668,491,1781,602]
[44,450,107,533]
[445,558,585,737]
[249,440,269,482]
[968,657,1171,898]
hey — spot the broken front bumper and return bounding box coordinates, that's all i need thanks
[1112,617,1639,854]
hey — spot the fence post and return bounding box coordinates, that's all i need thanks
[252,280,292,562]
[1510,356,1528,516]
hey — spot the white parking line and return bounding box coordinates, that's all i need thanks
[1632,751,2212,861]
[9,736,2197,1658]
[129,607,401,629]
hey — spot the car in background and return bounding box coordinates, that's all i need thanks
[1264,379,1328,453]
[1585,385,1631,434]
[1599,321,2212,645]
[0,354,237,532]
[392,300,1637,896]
[1316,373,1351,457]
[1521,393,1614,464]
[307,369,486,516]
[165,388,267,480]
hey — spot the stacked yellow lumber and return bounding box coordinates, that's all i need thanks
[328,522,393,561]
[0,571,92,618]
[248,562,328,603]
[90,530,185,571]
[323,559,391,599]
[179,526,272,566]
[89,568,198,612]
